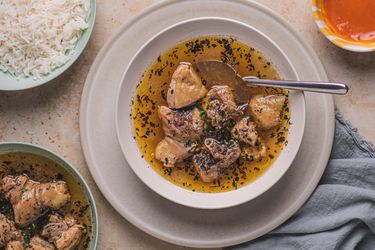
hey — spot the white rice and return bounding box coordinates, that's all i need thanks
[0,0,90,79]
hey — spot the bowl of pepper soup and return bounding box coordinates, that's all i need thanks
[116,17,306,209]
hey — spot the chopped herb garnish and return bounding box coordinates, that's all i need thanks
[82,238,89,248]
[276,136,286,144]
[232,180,238,190]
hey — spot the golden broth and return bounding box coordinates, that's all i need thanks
[0,152,92,249]
[132,36,290,193]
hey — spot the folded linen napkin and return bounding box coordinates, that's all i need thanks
[230,112,375,250]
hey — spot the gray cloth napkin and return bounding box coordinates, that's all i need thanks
[229,112,375,250]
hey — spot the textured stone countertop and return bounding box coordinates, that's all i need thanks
[0,0,374,249]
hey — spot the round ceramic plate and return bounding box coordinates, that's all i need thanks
[80,0,334,248]
[115,17,306,209]
[0,0,96,91]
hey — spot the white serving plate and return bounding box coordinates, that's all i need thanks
[80,0,334,247]
[116,17,306,209]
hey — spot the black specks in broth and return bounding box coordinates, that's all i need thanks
[132,36,290,193]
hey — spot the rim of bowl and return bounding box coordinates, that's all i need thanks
[0,142,98,249]
[0,0,97,91]
[311,0,375,52]
[115,16,306,209]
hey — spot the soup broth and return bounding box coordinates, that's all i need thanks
[132,36,290,193]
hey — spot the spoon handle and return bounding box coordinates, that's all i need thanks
[242,77,348,95]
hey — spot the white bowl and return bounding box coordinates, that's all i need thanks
[116,17,305,209]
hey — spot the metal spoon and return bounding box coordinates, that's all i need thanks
[195,60,348,96]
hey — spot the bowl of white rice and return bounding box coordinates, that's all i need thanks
[0,0,96,91]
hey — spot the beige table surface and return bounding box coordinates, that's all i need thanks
[0,0,374,249]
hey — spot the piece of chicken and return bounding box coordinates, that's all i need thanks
[1,175,71,227]
[249,94,286,129]
[192,150,221,183]
[205,86,243,128]
[6,241,24,250]
[231,117,260,146]
[242,143,267,162]
[155,137,191,168]
[29,236,55,250]
[167,62,207,109]
[193,139,241,182]
[158,106,204,143]
[204,138,241,162]
[0,214,24,250]
[41,214,85,250]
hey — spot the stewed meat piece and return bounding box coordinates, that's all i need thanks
[231,116,267,161]
[167,62,207,109]
[205,86,243,128]
[231,117,260,146]
[158,106,204,143]
[1,175,71,227]
[0,214,24,250]
[249,94,286,129]
[192,150,221,183]
[29,236,55,250]
[242,143,267,162]
[204,138,241,162]
[155,137,191,168]
[5,241,23,250]
[193,139,241,182]
[41,214,85,250]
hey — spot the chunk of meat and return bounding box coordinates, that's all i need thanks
[192,150,222,183]
[167,62,207,108]
[231,117,260,146]
[1,175,71,226]
[205,86,243,128]
[0,214,24,249]
[41,214,85,250]
[158,106,204,142]
[242,143,267,162]
[204,138,241,162]
[249,94,286,129]
[193,139,241,182]
[6,241,23,250]
[29,236,55,250]
[155,137,191,168]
